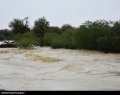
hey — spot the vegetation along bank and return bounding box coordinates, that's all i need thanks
[0,17,120,53]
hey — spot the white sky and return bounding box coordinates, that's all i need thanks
[0,0,120,29]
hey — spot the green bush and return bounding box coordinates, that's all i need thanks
[97,36,120,53]
[97,21,120,53]
[0,35,5,41]
[43,32,58,46]
[51,38,66,49]
[61,28,77,49]
[75,20,110,50]
[51,34,66,49]
[43,32,67,49]
[13,32,39,49]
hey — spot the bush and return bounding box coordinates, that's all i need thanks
[51,35,66,49]
[97,20,120,53]
[75,20,110,50]
[0,35,5,41]
[43,32,68,49]
[51,38,66,49]
[13,32,39,49]
[43,32,58,46]
[61,28,77,49]
[97,36,120,53]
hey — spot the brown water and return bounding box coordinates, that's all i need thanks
[0,47,120,90]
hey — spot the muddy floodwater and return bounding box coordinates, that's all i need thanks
[0,47,120,91]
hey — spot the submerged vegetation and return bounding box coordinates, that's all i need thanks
[0,17,120,53]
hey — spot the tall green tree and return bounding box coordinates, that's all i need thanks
[33,17,49,46]
[9,17,30,34]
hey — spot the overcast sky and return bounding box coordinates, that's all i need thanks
[0,0,120,29]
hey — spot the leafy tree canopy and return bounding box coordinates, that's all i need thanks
[33,17,49,46]
[9,17,30,34]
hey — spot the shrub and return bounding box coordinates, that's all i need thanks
[43,32,58,46]
[51,41,65,49]
[13,32,39,49]
[61,28,77,49]
[75,20,110,50]
[51,38,66,49]
[97,36,120,53]
[0,35,5,41]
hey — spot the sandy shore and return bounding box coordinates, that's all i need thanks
[0,47,120,91]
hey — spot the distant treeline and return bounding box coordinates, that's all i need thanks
[0,17,120,53]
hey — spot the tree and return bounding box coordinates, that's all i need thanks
[33,17,49,46]
[0,29,13,40]
[9,17,30,34]
[48,26,61,34]
[61,24,74,32]
[111,20,120,36]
